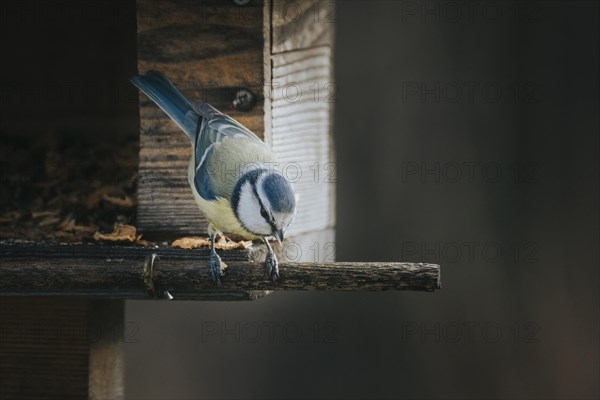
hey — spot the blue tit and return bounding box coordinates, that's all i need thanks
[131,71,296,284]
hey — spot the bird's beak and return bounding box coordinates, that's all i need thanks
[274,230,284,246]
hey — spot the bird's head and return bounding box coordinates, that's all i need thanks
[231,168,296,242]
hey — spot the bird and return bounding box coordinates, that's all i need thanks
[130,71,296,284]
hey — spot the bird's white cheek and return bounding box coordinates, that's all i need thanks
[237,185,271,236]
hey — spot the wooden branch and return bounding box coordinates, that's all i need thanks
[0,242,440,300]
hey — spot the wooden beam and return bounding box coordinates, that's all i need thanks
[0,242,441,299]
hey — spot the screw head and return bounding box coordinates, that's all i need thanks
[232,89,256,112]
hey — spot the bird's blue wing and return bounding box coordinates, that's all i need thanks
[194,109,261,160]
[192,108,264,201]
[130,71,266,201]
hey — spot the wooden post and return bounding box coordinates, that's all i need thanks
[88,300,125,400]
[0,297,125,399]
[135,0,337,259]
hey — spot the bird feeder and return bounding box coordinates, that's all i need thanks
[0,1,440,398]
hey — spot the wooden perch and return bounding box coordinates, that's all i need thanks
[0,242,441,300]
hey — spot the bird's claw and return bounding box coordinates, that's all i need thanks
[209,251,224,285]
[265,251,279,283]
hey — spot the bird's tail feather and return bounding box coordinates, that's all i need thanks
[130,71,200,139]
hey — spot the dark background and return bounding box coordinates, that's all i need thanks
[0,1,598,399]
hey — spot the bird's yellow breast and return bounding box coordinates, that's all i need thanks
[187,159,259,239]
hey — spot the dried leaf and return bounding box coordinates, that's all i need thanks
[31,210,60,219]
[171,237,211,249]
[86,185,130,209]
[38,216,61,227]
[59,217,98,234]
[217,237,252,250]
[0,211,22,223]
[102,193,136,208]
[135,238,154,247]
[2,133,138,243]
[171,236,252,250]
[93,223,140,242]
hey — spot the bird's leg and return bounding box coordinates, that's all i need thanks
[263,238,279,282]
[209,230,223,285]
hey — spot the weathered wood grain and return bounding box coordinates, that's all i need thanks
[136,0,267,236]
[272,0,336,54]
[155,261,441,293]
[0,242,441,298]
[0,298,90,399]
[0,240,261,301]
[267,0,336,237]
[270,46,335,236]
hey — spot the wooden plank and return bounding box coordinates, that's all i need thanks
[268,0,336,237]
[0,240,252,261]
[262,0,274,145]
[272,0,336,54]
[0,298,90,399]
[270,46,335,236]
[0,243,441,296]
[136,0,266,236]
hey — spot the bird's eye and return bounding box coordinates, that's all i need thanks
[260,207,269,220]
